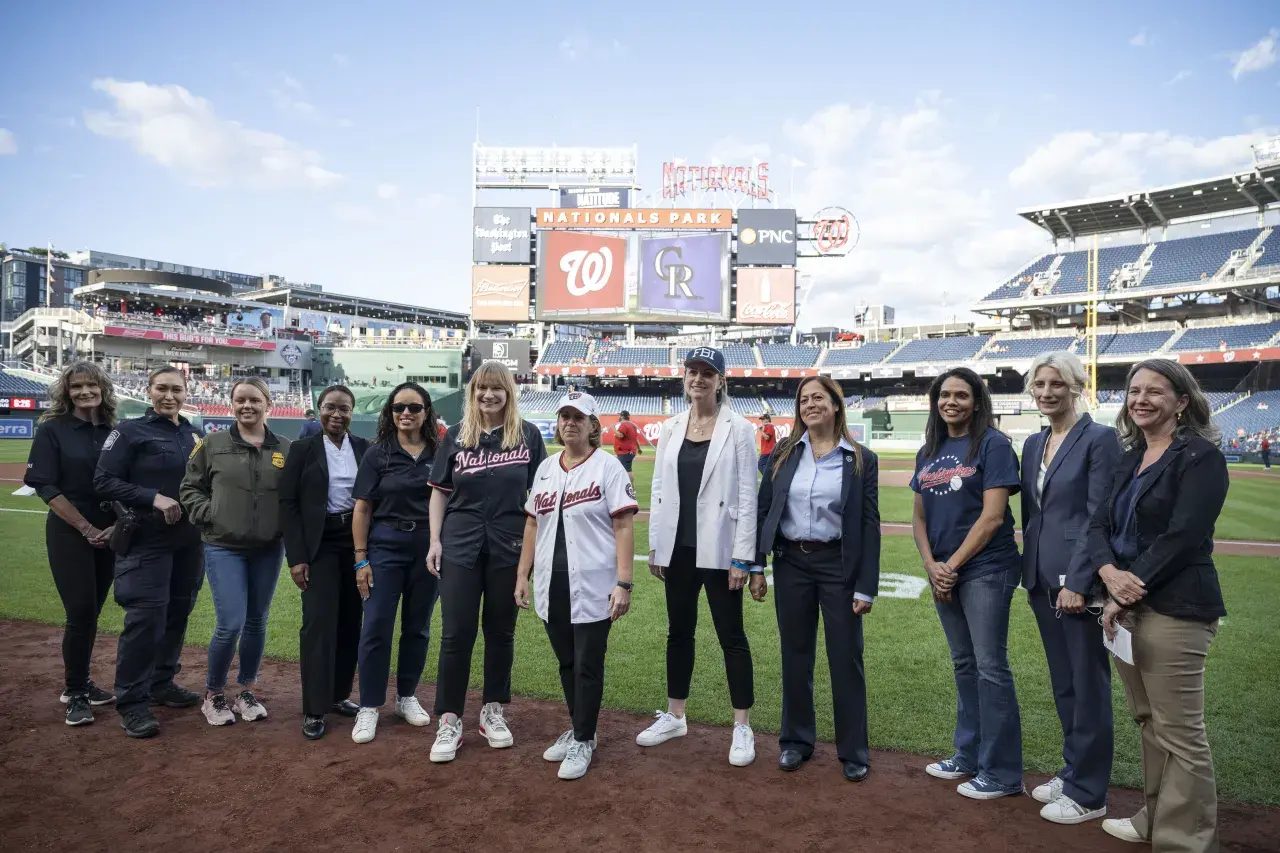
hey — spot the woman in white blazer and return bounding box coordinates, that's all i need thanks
[637,346,763,767]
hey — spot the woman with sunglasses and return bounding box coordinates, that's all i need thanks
[1019,352,1121,825]
[347,383,441,744]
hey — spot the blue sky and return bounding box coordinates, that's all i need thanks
[0,1,1277,325]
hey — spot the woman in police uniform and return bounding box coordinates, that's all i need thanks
[347,382,441,744]
[180,378,290,726]
[515,392,637,780]
[94,365,205,739]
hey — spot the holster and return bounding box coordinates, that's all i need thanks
[109,501,140,556]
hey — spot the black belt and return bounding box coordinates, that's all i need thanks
[325,511,353,525]
[780,537,841,554]
[377,519,425,532]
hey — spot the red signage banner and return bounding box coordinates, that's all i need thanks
[102,325,278,351]
[0,396,37,410]
[536,364,819,379]
[1177,347,1280,365]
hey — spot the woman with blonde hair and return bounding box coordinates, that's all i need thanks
[180,377,290,726]
[1088,359,1227,850]
[24,362,119,725]
[426,361,546,762]
[1019,351,1121,825]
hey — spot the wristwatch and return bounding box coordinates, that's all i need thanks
[615,581,634,591]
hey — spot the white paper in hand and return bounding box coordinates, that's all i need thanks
[1103,624,1135,665]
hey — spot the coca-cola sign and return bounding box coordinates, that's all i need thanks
[735,268,796,325]
[470,266,531,322]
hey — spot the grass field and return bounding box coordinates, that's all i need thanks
[1,438,1277,804]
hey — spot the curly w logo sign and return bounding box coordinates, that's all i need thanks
[538,231,626,315]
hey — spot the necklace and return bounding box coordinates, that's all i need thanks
[689,410,718,437]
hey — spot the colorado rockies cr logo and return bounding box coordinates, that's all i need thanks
[654,246,697,299]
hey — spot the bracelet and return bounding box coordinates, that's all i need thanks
[353,559,370,571]
[354,548,368,554]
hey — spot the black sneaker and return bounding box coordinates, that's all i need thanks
[120,707,160,738]
[65,694,94,727]
[331,699,359,718]
[60,680,116,706]
[150,683,201,708]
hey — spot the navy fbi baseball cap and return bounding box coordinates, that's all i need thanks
[684,346,726,374]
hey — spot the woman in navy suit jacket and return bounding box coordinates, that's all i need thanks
[1020,352,1121,825]
[756,375,880,783]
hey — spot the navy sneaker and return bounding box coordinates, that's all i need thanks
[120,707,160,739]
[150,683,201,708]
[61,681,115,706]
[958,776,1024,800]
[925,758,974,780]
[65,694,95,726]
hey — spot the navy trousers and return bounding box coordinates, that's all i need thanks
[357,525,439,708]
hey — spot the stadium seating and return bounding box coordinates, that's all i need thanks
[983,255,1055,301]
[1171,321,1280,352]
[764,395,794,415]
[517,389,561,413]
[0,369,48,395]
[1141,230,1260,288]
[668,396,688,414]
[980,335,1077,360]
[886,335,990,363]
[538,342,589,365]
[728,395,767,416]
[823,342,900,365]
[1212,391,1280,438]
[1205,391,1244,412]
[1052,245,1146,295]
[590,389,664,415]
[759,344,820,367]
[1255,228,1280,270]
[1097,329,1174,356]
[593,346,671,366]
[678,344,755,367]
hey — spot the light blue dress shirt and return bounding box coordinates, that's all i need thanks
[777,434,874,603]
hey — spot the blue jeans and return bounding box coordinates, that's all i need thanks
[204,542,284,693]
[934,568,1024,790]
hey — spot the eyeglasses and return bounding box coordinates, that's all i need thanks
[392,403,426,414]
[321,404,353,415]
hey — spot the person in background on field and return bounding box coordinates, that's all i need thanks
[94,366,206,738]
[180,378,290,727]
[1020,352,1121,825]
[1088,360,1227,851]
[755,376,880,783]
[347,382,442,744]
[24,362,119,726]
[299,409,322,439]
[1262,436,1271,469]
[641,347,761,767]
[427,361,546,762]
[515,392,637,780]
[757,412,778,475]
[279,385,370,741]
[612,410,643,488]
[910,367,1024,800]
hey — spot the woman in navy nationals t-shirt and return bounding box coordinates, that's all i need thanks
[910,367,1024,800]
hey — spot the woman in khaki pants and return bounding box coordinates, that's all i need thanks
[1085,359,1227,852]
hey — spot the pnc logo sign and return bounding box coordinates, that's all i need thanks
[736,209,797,265]
[738,227,794,246]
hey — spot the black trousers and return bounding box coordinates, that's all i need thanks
[113,529,205,713]
[46,512,115,694]
[773,542,869,764]
[665,545,754,710]
[358,526,439,707]
[299,519,364,716]
[1027,586,1114,810]
[434,544,518,717]
[543,570,611,742]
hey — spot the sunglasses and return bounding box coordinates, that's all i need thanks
[392,403,426,415]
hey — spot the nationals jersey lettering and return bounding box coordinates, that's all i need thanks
[453,445,533,477]
[914,460,979,493]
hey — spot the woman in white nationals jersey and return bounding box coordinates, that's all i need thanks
[515,391,637,781]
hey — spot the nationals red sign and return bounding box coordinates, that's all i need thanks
[102,326,277,351]
[1177,347,1280,365]
[537,231,627,316]
[536,364,819,379]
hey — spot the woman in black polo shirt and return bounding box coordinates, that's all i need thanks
[348,382,441,744]
[426,361,547,763]
[23,362,118,726]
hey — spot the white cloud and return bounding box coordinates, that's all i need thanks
[415,192,446,210]
[1129,29,1150,47]
[1231,29,1277,79]
[707,135,771,163]
[558,31,626,61]
[376,182,400,200]
[1166,69,1193,85]
[1008,129,1275,198]
[0,128,15,155]
[332,203,376,224]
[84,78,341,190]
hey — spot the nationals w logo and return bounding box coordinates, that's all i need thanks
[561,247,614,297]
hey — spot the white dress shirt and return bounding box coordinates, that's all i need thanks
[323,433,357,513]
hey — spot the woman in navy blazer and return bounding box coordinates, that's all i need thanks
[756,376,880,782]
[1020,352,1121,825]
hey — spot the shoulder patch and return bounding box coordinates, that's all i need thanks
[189,437,204,459]
[271,451,286,469]
[103,430,120,452]
[625,483,637,500]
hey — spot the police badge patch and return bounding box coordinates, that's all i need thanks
[271,451,286,469]
[103,430,120,451]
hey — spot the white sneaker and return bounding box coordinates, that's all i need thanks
[558,739,595,780]
[1041,795,1106,825]
[1032,775,1065,804]
[636,711,688,747]
[431,718,463,762]
[1102,818,1146,843]
[544,729,576,762]
[729,723,756,767]
[479,702,514,748]
[233,690,268,722]
[394,695,431,727]
[352,707,378,744]
[201,693,235,726]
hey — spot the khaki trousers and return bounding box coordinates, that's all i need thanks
[1114,607,1219,853]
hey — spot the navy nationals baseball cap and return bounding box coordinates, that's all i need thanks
[684,346,726,374]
